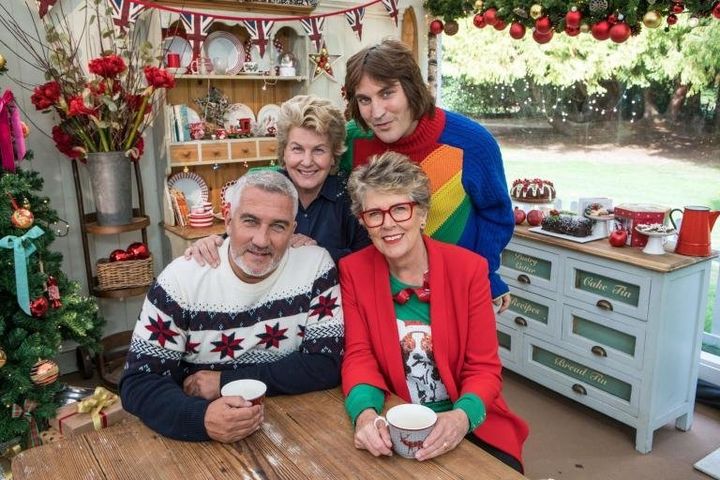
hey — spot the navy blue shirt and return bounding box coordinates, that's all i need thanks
[292,172,370,263]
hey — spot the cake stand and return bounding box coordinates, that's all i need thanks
[635,228,676,255]
[586,213,615,238]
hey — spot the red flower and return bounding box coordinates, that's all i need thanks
[52,125,81,158]
[30,81,61,110]
[88,80,123,96]
[88,54,127,79]
[67,96,96,117]
[144,66,175,89]
[125,94,151,115]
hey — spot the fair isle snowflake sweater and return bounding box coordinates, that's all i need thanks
[119,239,344,441]
[340,108,514,299]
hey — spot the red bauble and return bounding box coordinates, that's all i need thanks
[671,3,684,13]
[565,9,582,28]
[513,207,526,224]
[533,29,554,44]
[565,25,581,36]
[609,23,631,43]
[535,16,552,34]
[713,3,720,19]
[483,8,498,26]
[526,209,545,226]
[667,14,678,25]
[109,248,131,262]
[30,296,49,317]
[609,229,628,247]
[509,22,526,39]
[473,13,487,28]
[11,208,34,229]
[126,242,150,260]
[493,19,507,30]
[591,20,611,40]
[429,19,444,35]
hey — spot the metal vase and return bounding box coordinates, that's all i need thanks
[86,152,133,226]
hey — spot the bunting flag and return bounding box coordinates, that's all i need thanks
[242,20,275,58]
[37,0,57,18]
[108,0,145,30]
[180,12,214,61]
[345,7,365,41]
[381,0,399,27]
[300,17,325,53]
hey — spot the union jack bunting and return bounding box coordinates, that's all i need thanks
[381,0,399,27]
[242,20,275,58]
[36,0,57,18]
[180,12,214,61]
[108,0,145,31]
[345,7,365,41]
[300,17,325,53]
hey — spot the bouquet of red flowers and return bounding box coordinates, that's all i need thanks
[2,1,175,161]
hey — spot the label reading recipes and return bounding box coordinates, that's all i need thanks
[509,295,549,325]
[532,346,632,401]
[501,250,552,280]
[574,270,640,307]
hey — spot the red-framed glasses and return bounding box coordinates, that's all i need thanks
[360,202,418,228]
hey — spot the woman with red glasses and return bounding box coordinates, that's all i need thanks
[340,151,528,472]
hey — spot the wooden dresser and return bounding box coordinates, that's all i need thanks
[498,225,717,453]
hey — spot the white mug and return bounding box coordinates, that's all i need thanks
[220,379,267,405]
[374,404,437,459]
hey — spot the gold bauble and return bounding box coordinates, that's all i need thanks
[642,11,663,29]
[30,359,59,386]
[530,4,543,19]
[0,348,6,368]
[580,23,591,33]
[0,53,5,70]
[474,0,484,10]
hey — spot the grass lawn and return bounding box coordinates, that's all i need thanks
[493,127,720,339]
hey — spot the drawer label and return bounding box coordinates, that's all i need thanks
[532,346,632,401]
[502,250,551,280]
[574,270,640,307]
[497,331,512,351]
[572,315,636,356]
[509,295,549,325]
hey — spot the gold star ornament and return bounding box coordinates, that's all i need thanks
[308,42,341,82]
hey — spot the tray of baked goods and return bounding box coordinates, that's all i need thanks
[529,209,608,243]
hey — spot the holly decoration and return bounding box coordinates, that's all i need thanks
[30,359,59,386]
[308,42,341,82]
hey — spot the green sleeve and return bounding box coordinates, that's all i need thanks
[345,384,385,425]
[453,393,487,433]
[340,120,374,175]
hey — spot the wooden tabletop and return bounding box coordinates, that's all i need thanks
[513,224,718,273]
[12,388,526,480]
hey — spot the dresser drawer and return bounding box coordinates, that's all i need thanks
[496,323,521,370]
[561,305,646,374]
[523,335,639,417]
[500,243,560,294]
[564,258,651,320]
[499,288,559,339]
[258,139,279,158]
[169,144,199,164]
[230,141,258,159]
[201,142,229,161]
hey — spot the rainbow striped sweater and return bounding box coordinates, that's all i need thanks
[340,108,514,298]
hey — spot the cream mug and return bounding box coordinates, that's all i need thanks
[220,379,267,405]
[374,404,437,459]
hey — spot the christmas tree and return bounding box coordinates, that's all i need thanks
[0,56,104,453]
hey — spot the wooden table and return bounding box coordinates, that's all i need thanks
[12,388,526,479]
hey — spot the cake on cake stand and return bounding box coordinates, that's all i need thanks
[635,226,676,255]
[586,213,615,238]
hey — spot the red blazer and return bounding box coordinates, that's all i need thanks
[339,236,529,463]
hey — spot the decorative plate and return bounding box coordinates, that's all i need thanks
[250,45,272,73]
[257,104,281,136]
[162,36,193,70]
[173,105,202,142]
[221,179,239,207]
[167,172,209,208]
[203,31,243,75]
[223,103,255,130]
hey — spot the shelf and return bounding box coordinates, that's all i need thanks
[175,74,306,82]
[169,157,275,168]
[163,221,226,240]
[92,279,150,299]
[84,213,150,235]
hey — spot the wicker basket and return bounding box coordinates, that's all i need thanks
[96,255,154,291]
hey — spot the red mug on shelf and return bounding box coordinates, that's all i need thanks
[239,117,252,134]
[166,53,181,68]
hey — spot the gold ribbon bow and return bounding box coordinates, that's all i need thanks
[77,386,118,431]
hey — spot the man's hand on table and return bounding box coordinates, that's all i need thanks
[183,371,221,400]
[415,409,469,461]
[204,396,264,443]
[354,408,393,457]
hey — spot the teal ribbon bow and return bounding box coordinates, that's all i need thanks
[0,226,44,315]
